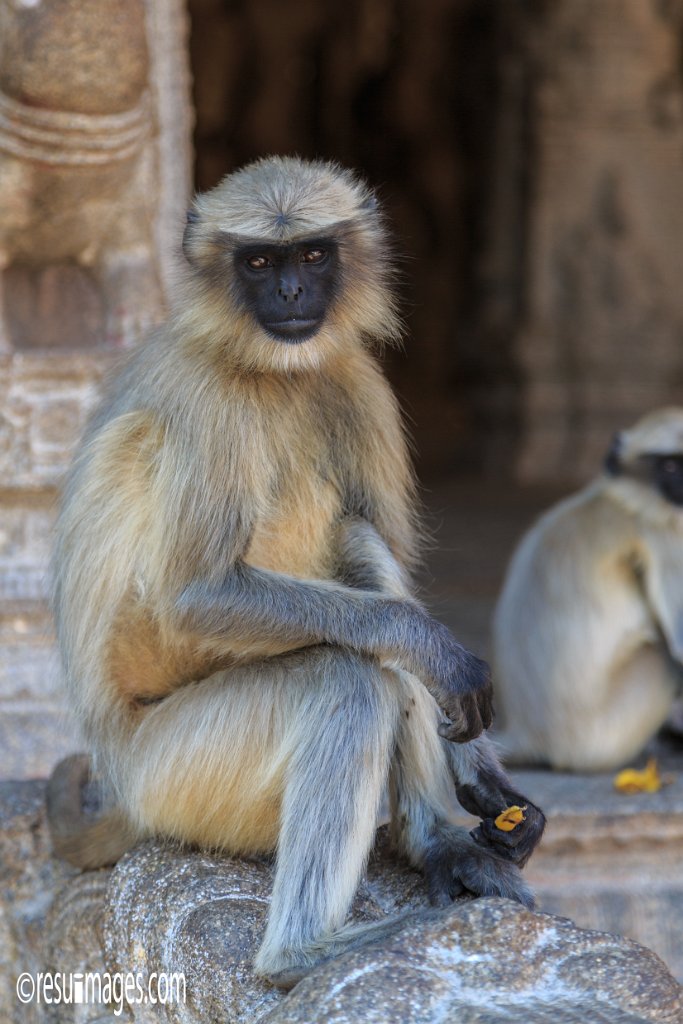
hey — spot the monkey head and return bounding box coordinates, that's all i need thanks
[179,157,402,374]
[604,407,683,509]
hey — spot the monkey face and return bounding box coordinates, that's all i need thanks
[650,455,683,506]
[179,157,403,373]
[604,426,683,507]
[233,239,339,343]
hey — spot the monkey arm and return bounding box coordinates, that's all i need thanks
[338,520,546,865]
[335,517,412,597]
[642,532,683,665]
[174,560,492,742]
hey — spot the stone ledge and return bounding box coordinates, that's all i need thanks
[0,781,78,1024]
[1,778,682,1023]
[46,842,682,1024]
[460,765,683,982]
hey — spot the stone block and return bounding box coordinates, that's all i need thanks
[41,835,682,1023]
[465,766,683,984]
[0,780,78,1024]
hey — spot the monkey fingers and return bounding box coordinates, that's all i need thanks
[434,661,493,742]
[437,696,485,743]
[454,764,546,869]
[469,801,545,868]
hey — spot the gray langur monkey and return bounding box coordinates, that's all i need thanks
[493,407,683,773]
[48,156,545,988]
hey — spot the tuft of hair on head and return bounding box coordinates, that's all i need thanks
[619,406,683,461]
[177,155,404,375]
[603,406,683,526]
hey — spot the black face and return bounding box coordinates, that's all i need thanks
[651,454,683,506]
[234,239,339,343]
[604,435,683,507]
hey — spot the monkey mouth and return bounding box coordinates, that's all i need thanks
[263,319,322,343]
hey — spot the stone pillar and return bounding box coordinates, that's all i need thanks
[485,0,683,481]
[0,0,193,778]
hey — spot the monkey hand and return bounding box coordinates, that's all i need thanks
[416,617,494,742]
[469,800,546,868]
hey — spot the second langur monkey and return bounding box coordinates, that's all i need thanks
[493,407,683,773]
[49,157,545,987]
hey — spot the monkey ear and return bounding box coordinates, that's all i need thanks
[182,209,199,263]
[362,194,379,213]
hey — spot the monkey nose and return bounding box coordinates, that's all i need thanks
[278,269,304,302]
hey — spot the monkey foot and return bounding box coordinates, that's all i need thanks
[423,827,535,910]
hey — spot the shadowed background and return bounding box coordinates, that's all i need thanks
[2,0,683,770]
[2,0,683,989]
[189,0,683,481]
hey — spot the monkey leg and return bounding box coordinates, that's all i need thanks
[117,646,388,857]
[389,671,537,909]
[113,645,400,986]
[253,647,400,985]
[543,645,680,772]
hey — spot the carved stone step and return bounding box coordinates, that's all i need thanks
[0,589,80,780]
[465,763,683,984]
[1,779,681,1023]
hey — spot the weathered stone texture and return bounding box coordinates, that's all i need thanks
[265,901,681,1024]
[0,781,78,1024]
[41,837,681,1024]
[0,0,159,352]
[2,780,682,1023]
[0,0,193,780]
[0,355,109,778]
[485,0,683,480]
[0,354,110,490]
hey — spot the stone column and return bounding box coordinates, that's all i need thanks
[485,0,683,481]
[0,0,193,778]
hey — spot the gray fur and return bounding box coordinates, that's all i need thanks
[493,406,683,770]
[50,157,544,988]
[174,557,492,739]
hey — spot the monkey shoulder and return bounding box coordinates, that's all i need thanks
[497,483,647,629]
[493,484,656,694]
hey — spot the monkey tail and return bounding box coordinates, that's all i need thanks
[46,753,137,869]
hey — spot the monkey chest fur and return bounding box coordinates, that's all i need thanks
[237,380,357,581]
[243,469,342,580]
[107,381,371,700]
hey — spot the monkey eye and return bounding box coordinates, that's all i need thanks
[661,458,681,474]
[301,249,327,264]
[245,255,272,271]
